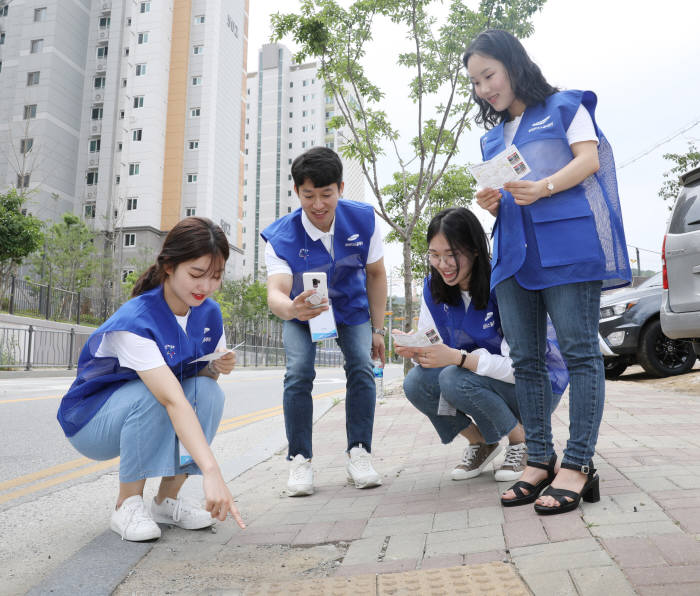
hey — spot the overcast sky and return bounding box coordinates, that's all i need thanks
[247,0,700,288]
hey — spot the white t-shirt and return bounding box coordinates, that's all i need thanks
[417,292,515,383]
[265,210,384,276]
[95,310,227,371]
[503,104,598,148]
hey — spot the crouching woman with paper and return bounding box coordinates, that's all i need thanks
[397,208,568,484]
[57,217,245,542]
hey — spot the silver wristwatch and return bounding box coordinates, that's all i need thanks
[371,327,386,336]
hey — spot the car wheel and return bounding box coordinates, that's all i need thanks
[636,319,697,377]
[604,358,628,379]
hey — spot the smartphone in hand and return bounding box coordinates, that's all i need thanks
[302,271,328,307]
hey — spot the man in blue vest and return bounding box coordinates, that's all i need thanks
[262,147,387,496]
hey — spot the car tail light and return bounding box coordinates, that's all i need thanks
[661,235,668,290]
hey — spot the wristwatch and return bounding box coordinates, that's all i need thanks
[545,178,554,197]
[371,327,386,336]
[459,349,468,368]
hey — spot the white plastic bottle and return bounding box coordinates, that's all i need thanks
[372,359,384,399]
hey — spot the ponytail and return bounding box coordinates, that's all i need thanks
[131,262,166,297]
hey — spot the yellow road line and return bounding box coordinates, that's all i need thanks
[0,395,62,404]
[0,456,91,491]
[0,458,119,505]
[0,388,345,504]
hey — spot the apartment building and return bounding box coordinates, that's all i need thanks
[0,0,249,280]
[242,43,365,279]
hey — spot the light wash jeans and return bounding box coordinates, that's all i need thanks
[68,376,224,482]
[282,319,375,459]
[495,277,603,468]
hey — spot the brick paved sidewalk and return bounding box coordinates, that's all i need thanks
[120,380,700,595]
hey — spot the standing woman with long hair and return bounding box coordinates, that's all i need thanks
[58,217,245,540]
[463,30,631,514]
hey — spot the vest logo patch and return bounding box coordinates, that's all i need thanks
[483,320,495,329]
[202,337,211,343]
[529,114,554,133]
[164,344,176,359]
[484,311,494,322]
[345,233,363,247]
[298,248,309,259]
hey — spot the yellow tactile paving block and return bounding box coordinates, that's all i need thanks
[244,562,530,595]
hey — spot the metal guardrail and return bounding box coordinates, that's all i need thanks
[0,325,343,371]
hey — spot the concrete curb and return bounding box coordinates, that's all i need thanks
[26,396,339,595]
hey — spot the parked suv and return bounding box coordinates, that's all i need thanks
[599,272,696,378]
[661,165,700,355]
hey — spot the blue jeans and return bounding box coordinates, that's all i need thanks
[68,376,225,482]
[283,319,375,459]
[495,277,604,468]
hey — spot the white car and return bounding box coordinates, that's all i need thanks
[660,165,700,356]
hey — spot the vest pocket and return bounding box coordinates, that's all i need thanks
[529,194,603,267]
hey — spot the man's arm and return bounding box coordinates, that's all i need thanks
[267,273,328,322]
[366,258,388,365]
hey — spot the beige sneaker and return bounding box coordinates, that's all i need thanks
[451,442,502,481]
[495,442,528,482]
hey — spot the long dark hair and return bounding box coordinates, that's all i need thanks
[427,208,491,310]
[131,217,230,297]
[463,29,558,129]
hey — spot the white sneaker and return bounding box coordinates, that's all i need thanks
[451,443,503,481]
[150,496,214,530]
[495,442,528,482]
[346,444,382,488]
[110,495,161,542]
[287,454,314,497]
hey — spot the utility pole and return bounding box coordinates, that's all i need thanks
[636,246,641,276]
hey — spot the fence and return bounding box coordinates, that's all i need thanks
[0,319,344,371]
[0,276,119,326]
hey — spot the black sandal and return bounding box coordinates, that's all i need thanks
[534,461,600,516]
[500,453,556,508]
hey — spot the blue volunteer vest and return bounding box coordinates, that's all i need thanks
[261,200,374,325]
[480,90,631,291]
[423,278,569,395]
[57,286,223,437]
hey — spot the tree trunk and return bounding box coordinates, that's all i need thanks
[402,240,414,375]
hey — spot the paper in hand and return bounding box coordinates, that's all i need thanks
[392,327,443,348]
[189,341,244,364]
[468,144,531,189]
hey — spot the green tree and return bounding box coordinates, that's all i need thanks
[272,0,546,336]
[30,213,98,293]
[659,142,700,208]
[0,188,43,279]
[215,275,270,324]
[385,165,475,285]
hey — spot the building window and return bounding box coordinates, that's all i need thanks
[94,76,106,89]
[86,170,98,185]
[27,71,40,86]
[136,63,146,76]
[17,174,31,188]
[191,76,202,86]
[193,44,203,55]
[302,110,308,117]
[289,82,293,88]
[289,97,293,103]
[96,45,108,59]
[190,107,200,117]
[117,142,122,151]
[126,198,138,210]
[220,220,231,235]
[99,15,111,28]
[194,15,205,24]
[0,60,2,72]
[30,39,44,53]
[137,31,149,44]
[288,190,292,197]
[0,6,8,17]
[24,104,37,120]
[288,142,292,149]
[89,138,101,153]
[133,95,144,108]
[129,163,140,175]
[91,106,103,120]
[84,203,96,218]
[187,173,198,183]
[121,78,127,87]
[34,7,47,22]
[124,233,135,247]
[115,175,120,185]
[124,47,129,56]
[0,32,4,45]
[139,2,150,13]
[121,269,134,282]
[188,140,199,150]
[119,110,125,119]
[185,207,196,217]
[303,79,308,87]
[20,138,34,154]
[132,129,142,141]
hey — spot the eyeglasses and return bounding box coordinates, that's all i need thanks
[427,252,460,267]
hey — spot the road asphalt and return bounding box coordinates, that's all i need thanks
[15,372,700,595]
